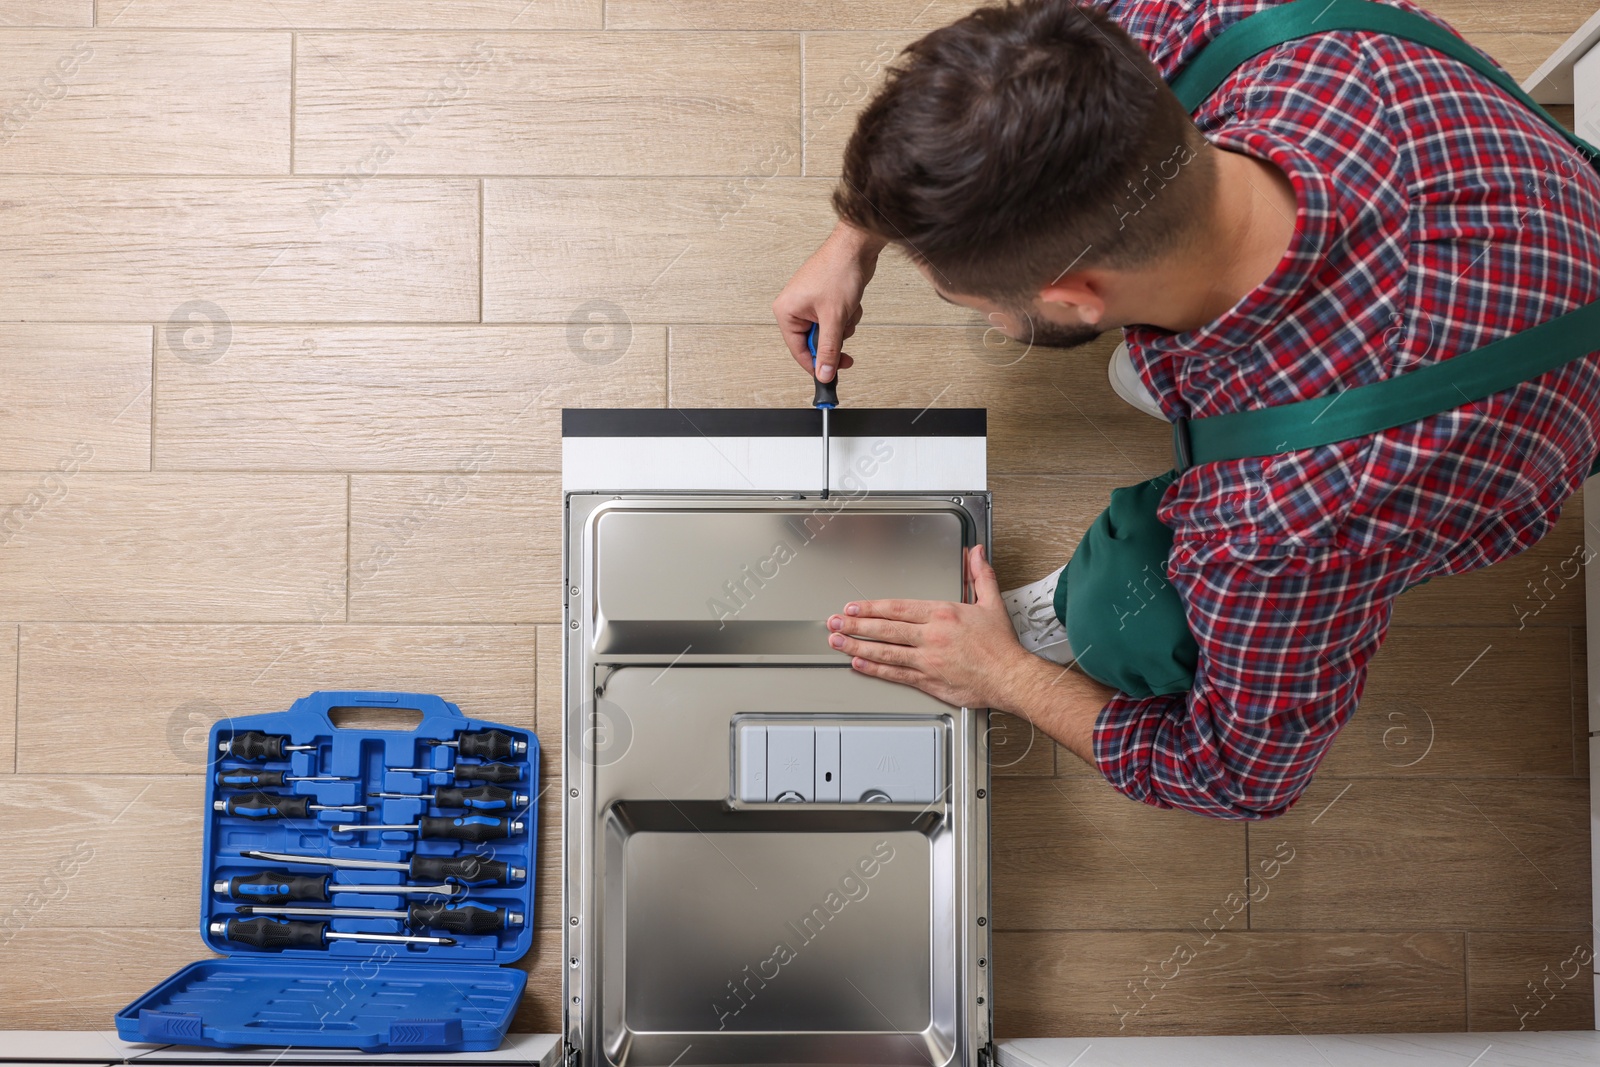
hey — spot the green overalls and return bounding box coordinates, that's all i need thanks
[1058,0,1600,699]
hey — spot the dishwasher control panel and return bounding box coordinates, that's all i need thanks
[734,717,943,804]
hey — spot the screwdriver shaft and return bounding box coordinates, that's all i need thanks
[240,849,527,885]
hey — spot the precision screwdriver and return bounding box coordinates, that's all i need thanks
[335,815,523,842]
[425,730,526,760]
[238,902,523,935]
[211,917,454,950]
[218,731,316,761]
[216,769,349,788]
[807,322,838,501]
[214,871,458,903]
[389,761,521,784]
[241,848,526,886]
[214,792,369,819]
[370,785,529,812]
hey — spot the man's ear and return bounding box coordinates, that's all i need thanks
[1037,274,1106,326]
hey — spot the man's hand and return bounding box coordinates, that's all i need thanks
[826,545,1032,711]
[827,544,1119,765]
[773,220,886,383]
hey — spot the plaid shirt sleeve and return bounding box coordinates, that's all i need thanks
[1092,536,1421,819]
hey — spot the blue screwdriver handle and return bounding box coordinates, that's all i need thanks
[807,323,838,409]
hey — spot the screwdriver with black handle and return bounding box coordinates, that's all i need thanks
[238,902,522,935]
[388,761,521,784]
[211,917,453,950]
[217,731,316,761]
[214,871,458,903]
[425,729,526,759]
[216,769,349,788]
[213,792,368,819]
[807,322,838,500]
[241,848,526,886]
[335,815,522,842]
[370,785,529,812]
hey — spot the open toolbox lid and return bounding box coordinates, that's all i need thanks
[115,691,538,1053]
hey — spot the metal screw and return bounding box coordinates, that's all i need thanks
[569,788,579,798]
[977,917,987,926]
[979,958,987,967]
[952,496,964,505]
[977,996,985,1005]
[569,916,579,926]
[976,788,986,799]
[569,619,579,629]
[569,957,578,968]
[570,586,579,596]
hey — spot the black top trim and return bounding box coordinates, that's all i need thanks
[562,408,987,438]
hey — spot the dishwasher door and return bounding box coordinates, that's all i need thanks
[564,494,992,1067]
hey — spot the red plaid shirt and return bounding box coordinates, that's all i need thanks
[1093,0,1600,818]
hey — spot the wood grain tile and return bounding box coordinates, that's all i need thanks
[0,32,289,174]
[483,179,972,325]
[0,776,201,927]
[0,178,477,321]
[1251,777,1591,931]
[1476,33,1582,81]
[509,926,563,1034]
[1574,628,1589,777]
[0,928,201,1030]
[990,777,1245,931]
[668,327,1171,477]
[15,624,534,773]
[296,33,800,177]
[349,474,560,623]
[536,622,561,777]
[0,325,150,471]
[98,0,601,29]
[0,474,345,622]
[1427,1,1600,36]
[607,0,977,30]
[156,326,665,472]
[0,1,89,27]
[988,711,1054,777]
[1468,931,1596,1032]
[532,779,560,929]
[1392,495,1588,628]
[1319,625,1575,778]
[0,626,14,773]
[802,32,908,177]
[992,930,1465,1037]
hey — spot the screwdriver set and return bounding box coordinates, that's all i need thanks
[114,690,538,1052]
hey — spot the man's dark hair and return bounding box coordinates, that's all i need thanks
[835,0,1215,302]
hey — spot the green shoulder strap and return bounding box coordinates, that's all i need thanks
[1163,0,1600,474]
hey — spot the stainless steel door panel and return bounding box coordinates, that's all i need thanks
[566,494,992,1067]
[589,506,965,658]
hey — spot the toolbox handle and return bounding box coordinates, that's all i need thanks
[137,1010,206,1043]
[287,690,468,734]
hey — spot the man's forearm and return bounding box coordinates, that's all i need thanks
[994,651,1119,768]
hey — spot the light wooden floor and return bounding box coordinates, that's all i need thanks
[0,0,1594,1040]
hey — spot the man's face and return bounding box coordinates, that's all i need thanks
[916,262,1108,351]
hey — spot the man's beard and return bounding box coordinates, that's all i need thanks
[1005,308,1108,351]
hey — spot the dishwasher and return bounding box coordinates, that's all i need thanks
[561,407,994,1067]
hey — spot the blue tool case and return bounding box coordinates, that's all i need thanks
[115,690,539,1052]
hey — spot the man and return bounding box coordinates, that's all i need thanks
[772,0,1600,819]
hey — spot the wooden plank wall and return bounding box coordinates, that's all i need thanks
[0,0,1595,1040]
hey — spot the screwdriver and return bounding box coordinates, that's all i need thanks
[211,917,453,950]
[807,322,838,500]
[425,730,526,760]
[213,792,369,819]
[216,769,349,788]
[335,815,523,842]
[238,903,522,935]
[370,785,529,812]
[218,731,316,761]
[389,761,521,784]
[241,848,526,886]
[214,871,458,903]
